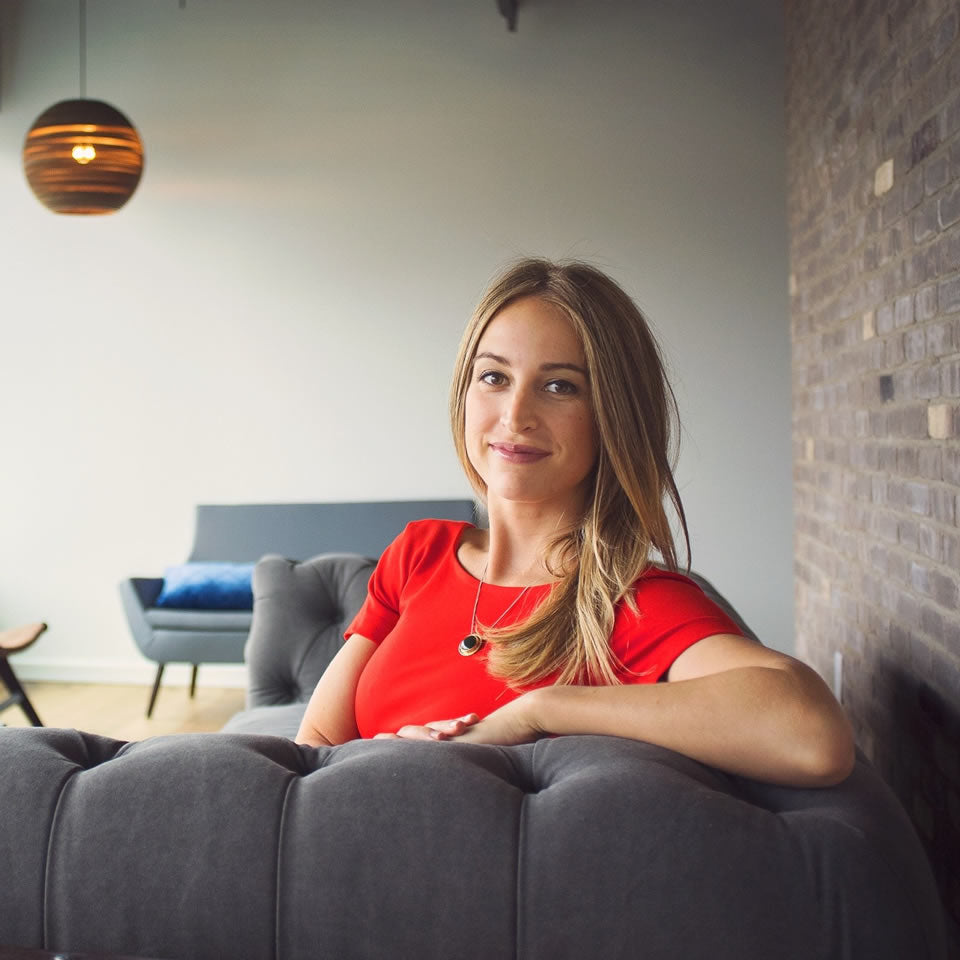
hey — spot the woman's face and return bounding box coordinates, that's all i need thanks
[464,296,599,515]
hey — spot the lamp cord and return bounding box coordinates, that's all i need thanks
[79,0,86,98]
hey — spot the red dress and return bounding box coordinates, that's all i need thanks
[349,519,744,738]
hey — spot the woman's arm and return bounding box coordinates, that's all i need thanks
[294,633,377,747]
[453,634,855,787]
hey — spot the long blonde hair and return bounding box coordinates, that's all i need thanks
[449,258,690,687]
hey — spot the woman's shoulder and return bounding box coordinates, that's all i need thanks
[382,518,473,572]
[634,566,700,589]
[629,566,715,608]
[397,517,473,545]
[626,566,742,632]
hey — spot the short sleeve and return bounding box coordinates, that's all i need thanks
[344,529,408,644]
[344,519,469,645]
[613,570,746,682]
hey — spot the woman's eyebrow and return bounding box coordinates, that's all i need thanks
[474,351,588,377]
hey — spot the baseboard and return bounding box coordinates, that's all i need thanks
[14,657,248,689]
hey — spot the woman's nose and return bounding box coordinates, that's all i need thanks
[500,388,536,433]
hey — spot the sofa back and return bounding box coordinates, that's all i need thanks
[0,728,946,960]
[188,499,477,562]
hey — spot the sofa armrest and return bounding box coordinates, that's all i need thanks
[245,553,376,708]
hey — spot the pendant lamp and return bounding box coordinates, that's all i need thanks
[22,0,144,215]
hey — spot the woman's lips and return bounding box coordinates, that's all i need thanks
[489,442,550,464]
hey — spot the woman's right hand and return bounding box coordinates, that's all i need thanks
[373,713,481,741]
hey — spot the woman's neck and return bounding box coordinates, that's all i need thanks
[480,499,581,586]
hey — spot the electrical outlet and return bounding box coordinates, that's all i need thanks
[833,651,843,704]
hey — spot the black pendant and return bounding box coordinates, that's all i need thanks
[458,634,484,656]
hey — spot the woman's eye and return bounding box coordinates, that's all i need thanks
[544,379,577,395]
[478,370,506,386]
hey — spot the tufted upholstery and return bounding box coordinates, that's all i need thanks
[244,553,376,707]
[0,726,947,960]
[221,552,377,736]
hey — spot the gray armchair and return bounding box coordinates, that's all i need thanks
[119,500,475,717]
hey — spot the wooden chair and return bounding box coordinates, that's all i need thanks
[0,622,46,726]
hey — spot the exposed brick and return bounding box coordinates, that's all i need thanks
[943,363,960,397]
[877,303,896,334]
[916,363,943,398]
[931,569,959,608]
[912,116,942,165]
[910,41,936,85]
[945,447,960,484]
[907,481,932,514]
[919,523,940,560]
[933,9,959,60]
[944,530,960,566]
[904,167,926,210]
[921,605,944,642]
[926,155,951,196]
[883,193,904,230]
[940,183,960,228]
[906,247,939,285]
[929,404,954,438]
[936,230,960,275]
[941,277,960,314]
[898,445,921,476]
[916,284,939,322]
[920,446,943,480]
[883,260,907,299]
[914,197,941,242]
[876,157,896,195]
[906,327,927,362]
[787,0,960,930]
[895,293,915,327]
[912,560,931,593]
[932,486,957,523]
[899,518,920,550]
[946,91,960,138]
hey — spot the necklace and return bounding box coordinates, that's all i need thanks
[459,562,531,657]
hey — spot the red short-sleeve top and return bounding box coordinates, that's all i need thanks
[348,519,743,738]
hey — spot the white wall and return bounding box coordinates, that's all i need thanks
[0,0,792,686]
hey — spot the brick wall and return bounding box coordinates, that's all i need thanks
[785,0,960,953]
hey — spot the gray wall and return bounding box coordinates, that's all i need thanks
[0,0,792,684]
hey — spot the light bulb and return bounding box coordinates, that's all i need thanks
[72,143,96,164]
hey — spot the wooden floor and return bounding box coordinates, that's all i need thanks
[2,681,246,741]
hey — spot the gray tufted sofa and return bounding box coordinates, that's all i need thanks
[0,551,948,959]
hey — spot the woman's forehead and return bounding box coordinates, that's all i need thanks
[477,297,585,362]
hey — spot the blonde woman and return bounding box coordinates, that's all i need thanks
[296,258,854,787]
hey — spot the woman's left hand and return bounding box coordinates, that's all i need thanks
[449,692,545,746]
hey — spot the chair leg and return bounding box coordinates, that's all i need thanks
[189,664,198,699]
[0,657,43,727]
[147,663,165,718]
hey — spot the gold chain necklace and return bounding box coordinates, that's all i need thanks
[458,562,531,657]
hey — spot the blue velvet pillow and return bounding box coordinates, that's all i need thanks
[154,562,255,610]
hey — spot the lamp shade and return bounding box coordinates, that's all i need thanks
[22,98,144,215]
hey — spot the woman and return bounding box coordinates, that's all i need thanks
[296,258,854,787]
